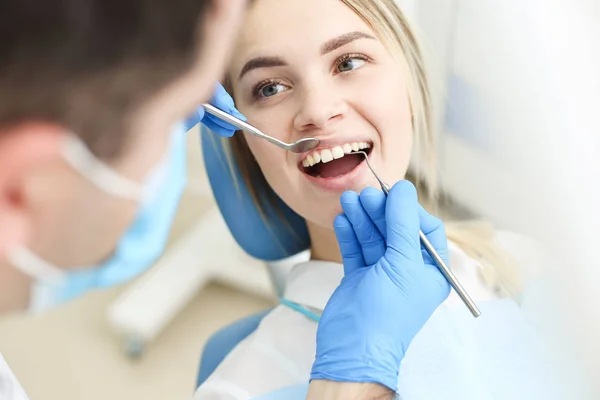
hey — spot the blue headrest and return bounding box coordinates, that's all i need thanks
[201,128,310,261]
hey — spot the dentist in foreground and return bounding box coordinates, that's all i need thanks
[0,1,449,399]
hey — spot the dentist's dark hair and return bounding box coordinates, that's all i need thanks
[0,0,213,159]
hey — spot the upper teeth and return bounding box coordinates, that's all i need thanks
[302,142,371,167]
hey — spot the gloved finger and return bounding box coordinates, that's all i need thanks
[334,214,365,276]
[418,205,449,266]
[203,116,239,137]
[199,82,247,137]
[341,191,385,266]
[184,106,239,137]
[210,82,247,121]
[385,180,421,263]
[423,266,452,302]
[359,187,387,241]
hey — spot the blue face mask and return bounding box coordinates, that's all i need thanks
[7,122,188,313]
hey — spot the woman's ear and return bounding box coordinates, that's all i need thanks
[0,123,65,256]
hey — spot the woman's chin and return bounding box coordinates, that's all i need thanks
[301,205,344,232]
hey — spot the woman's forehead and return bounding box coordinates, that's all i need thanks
[231,0,375,69]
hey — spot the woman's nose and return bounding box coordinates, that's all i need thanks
[293,83,347,132]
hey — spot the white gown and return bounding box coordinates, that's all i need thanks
[0,353,29,400]
[193,232,574,400]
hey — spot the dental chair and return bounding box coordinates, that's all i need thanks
[195,132,312,387]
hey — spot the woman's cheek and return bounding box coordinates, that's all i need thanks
[246,136,286,178]
[246,136,271,164]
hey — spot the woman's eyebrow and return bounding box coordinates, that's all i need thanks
[238,56,287,81]
[320,31,376,55]
[238,31,375,81]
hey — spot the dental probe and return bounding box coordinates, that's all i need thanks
[355,151,481,318]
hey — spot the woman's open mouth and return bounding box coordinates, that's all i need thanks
[300,141,373,178]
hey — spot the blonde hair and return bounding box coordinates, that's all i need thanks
[215,0,521,301]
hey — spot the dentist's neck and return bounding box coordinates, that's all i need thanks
[0,260,32,314]
[307,222,343,264]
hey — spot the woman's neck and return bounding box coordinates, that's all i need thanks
[307,222,342,263]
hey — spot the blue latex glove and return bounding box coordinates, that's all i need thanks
[311,181,451,392]
[184,82,246,136]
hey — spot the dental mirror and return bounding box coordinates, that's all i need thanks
[202,104,320,153]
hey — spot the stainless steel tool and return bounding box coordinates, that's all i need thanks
[202,103,319,153]
[355,151,481,318]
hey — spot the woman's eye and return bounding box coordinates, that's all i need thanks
[337,57,367,73]
[259,83,288,98]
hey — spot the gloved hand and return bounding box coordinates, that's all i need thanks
[184,82,246,137]
[311,181,451,392]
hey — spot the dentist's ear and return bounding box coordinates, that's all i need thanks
[0,123,65,256]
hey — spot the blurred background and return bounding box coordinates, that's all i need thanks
[1,0,598,399]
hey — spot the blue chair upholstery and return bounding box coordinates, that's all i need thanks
[196,129,311,385]
[196,310,272,388]
[200,129,309,260]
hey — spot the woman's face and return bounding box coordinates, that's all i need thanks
[229,0,413,228]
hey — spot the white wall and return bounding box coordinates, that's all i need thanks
[412,1,600,395]
[412,0,599,238]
